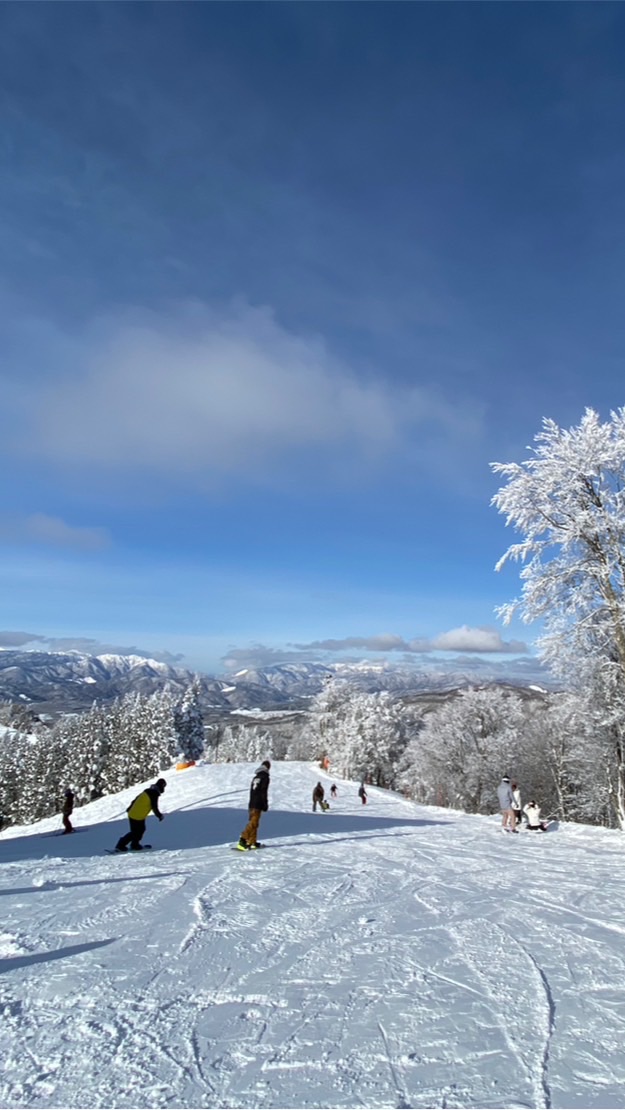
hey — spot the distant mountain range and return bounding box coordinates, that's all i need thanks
[0,648,554,718]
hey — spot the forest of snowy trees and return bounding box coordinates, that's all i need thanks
[3,407,625,833]
[0,678,206,828]
[0,674,617,831]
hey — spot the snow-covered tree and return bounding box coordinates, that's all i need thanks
[400,687,526,813]
[520,690,612,825]
[307,680,356,763]
[492,408,625,826]
[328,690,407,786]
[175,678,205,762]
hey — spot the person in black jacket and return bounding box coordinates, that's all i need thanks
[312,782,325,812]
[62,788,75,834]
[238,761,270,850]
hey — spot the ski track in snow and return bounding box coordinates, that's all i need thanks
[2,764,625,1108]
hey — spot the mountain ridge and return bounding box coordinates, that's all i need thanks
[0,648,553,717]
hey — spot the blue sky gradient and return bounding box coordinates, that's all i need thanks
[2,3,625,674]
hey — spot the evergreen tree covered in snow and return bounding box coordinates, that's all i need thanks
[175,677,205,762]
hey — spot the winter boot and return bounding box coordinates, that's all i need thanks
[236,838,249,851]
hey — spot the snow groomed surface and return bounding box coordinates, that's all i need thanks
[1,761,625,1108]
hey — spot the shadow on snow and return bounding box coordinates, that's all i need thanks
[0,806,447,865]
[0,872,184,896]
[0,938,116,976]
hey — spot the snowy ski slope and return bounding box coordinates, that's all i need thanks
[1,761,625,1109]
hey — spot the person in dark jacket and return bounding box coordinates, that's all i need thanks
[312,782,326,812]
[62,788,74,834]
[115,779,166,851]
[330,784,337,799]
[358,783,367,805]
[238,761,270,850]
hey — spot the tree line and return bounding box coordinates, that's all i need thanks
[0,674,618,831]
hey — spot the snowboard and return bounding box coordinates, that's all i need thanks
[105,845,153,855]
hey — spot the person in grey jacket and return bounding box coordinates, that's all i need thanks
[497,776,517,832]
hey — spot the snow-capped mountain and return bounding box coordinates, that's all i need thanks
[0,650,228,716]
[0,649,554,717]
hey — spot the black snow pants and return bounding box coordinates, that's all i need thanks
[116,818,146,850]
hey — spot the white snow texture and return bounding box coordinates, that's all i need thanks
[0,761,623,1109]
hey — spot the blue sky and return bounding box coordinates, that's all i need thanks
[1,3,624,676]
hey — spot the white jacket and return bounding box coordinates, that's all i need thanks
[512,788,522,810]
[524,803,543,828]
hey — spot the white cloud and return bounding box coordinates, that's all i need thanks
[0,513,111,551]
[10,303,484,484]
[431,625,527,654]
[290,626,528,655]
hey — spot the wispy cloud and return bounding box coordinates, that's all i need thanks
[0,631,46,647]
[7,303,484,488]
[292,626,528,655]
[39,637,185,664]
[0,514,111,551]
[223,628,530,669]
[0,630,184,665]
[291,634,427,653]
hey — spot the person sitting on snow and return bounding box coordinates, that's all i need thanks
[524,801,549,832]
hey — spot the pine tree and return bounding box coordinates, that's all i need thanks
[175,678,205,762]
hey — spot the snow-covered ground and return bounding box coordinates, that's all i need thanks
[1,763,625,1109]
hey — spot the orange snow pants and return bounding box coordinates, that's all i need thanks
[241,808,262,846]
